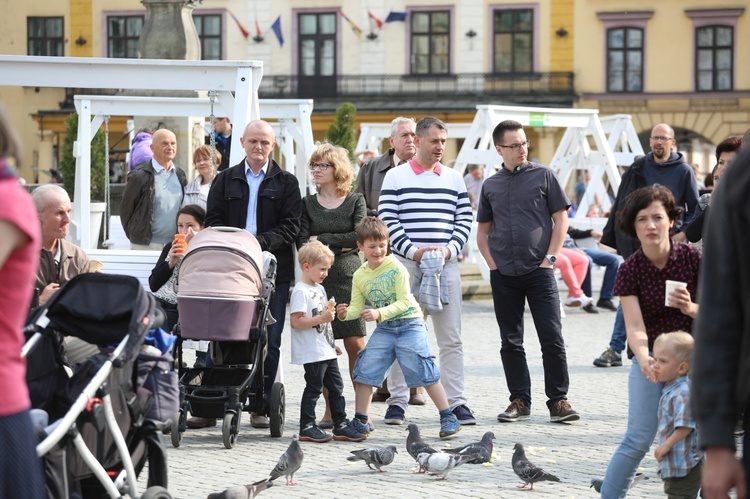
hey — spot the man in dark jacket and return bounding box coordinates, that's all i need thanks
[692,147,750,497]
[206,120,302,428]
[593,123,700,368]
[121,128,186,249]
[205,117,232,172]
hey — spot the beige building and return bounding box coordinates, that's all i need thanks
[1,0,745,183]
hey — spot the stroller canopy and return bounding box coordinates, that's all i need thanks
[177,227,263,300]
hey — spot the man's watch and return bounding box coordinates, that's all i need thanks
[545,254,557,267]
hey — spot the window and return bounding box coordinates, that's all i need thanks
[194,13,222,60]
[28,17,64,56]
[606,28,643,92]
[410,11,450,75]
[493,9,533,73]
[298,13,336,77]
[696,25,733,91]
[108,16,143,58]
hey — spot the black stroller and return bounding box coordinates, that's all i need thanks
[23,273,177,499]
[172,227,284,449]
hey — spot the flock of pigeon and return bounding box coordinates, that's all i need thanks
[206,423,565,498]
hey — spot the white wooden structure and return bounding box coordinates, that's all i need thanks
[0,55,264,250]
[356,122,473,154]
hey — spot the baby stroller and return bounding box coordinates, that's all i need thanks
[23,273,177,499]
[172,227,283,449]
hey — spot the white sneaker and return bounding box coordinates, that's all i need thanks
[580,296,592,308]
[564,296,582,307]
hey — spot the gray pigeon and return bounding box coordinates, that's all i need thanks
[406,423,440,470]
[416,452,472,480]
[444,431,496,464]
[269,434,304,486]
[347,445,398,472]
[590,472,647,493]
[206,478,273,499]
[512,443,560,490]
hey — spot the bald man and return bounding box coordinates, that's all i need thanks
[206,120,302,429]
[121,128,187,250]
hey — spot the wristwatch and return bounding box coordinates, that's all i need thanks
[545,254,557,267]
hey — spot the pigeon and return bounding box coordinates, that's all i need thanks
[444,431,496,464]
[512,442,560,490]
[406,424,441,473]
[416,452,472,480]
[206,478,273,499]
[269,434,304,486]
[590,472,648,493]
[347,445,398,471]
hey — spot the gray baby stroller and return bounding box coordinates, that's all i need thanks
[172,227,283,449]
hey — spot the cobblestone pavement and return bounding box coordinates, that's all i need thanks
[150,278,669,498]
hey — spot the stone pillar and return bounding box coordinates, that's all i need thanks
[138,0,201,60]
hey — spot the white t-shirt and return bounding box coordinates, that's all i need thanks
[289,282,336,365]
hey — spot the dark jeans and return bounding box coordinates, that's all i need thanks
[259,280,290,406]
[300,358,346,428]
[490,267,570,409]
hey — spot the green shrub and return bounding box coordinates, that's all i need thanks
[324,102,357,161]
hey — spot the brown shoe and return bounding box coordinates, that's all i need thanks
[186,417,216,429]
[251,413,270,428]
[549,400,580,423]
[409,393,426,405]
[497,399,531,422]
[371,389,390,403]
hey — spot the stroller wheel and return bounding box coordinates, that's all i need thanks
[141,485,172,499]
[222,412,240,449]
[269,382,285,438]
[170,413,182,448]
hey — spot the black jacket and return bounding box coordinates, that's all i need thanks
[692,147,750,449]
[601,157,646,260]
[205,159,302,282]
[121,161,187,245]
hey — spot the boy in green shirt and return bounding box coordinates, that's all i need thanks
[337,217,460,438]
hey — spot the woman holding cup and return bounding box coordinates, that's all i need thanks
[149,204,206,332]
[599,184,701,498]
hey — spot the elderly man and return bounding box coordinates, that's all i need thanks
[378,116,475,426]
[355,117,417,216]
[594,123,699,369]
[31,184,90,308]
[121,128,187,250]
[206,120,302,428]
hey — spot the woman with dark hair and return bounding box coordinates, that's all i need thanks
[0,102,45,498]
[298,142,366,428]
[685,135,742,243]
[149,204,206,332]
[600,184,701,498]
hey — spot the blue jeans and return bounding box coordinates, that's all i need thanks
[353,318,441,389]
[490,267,569,409]
[601,356,663,498]
[608,305,627,353]
[582,248,620,300]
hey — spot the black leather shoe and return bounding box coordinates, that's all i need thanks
[596,298,618,312]
[582,302,600,314]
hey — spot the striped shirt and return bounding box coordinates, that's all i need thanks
[378,160,472,261]
[657,376,703,478]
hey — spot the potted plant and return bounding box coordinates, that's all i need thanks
[58,111,108,247]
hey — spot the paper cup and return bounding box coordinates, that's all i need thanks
[89,260,103,272]
[664,280,687,307]
[173,234,186,255]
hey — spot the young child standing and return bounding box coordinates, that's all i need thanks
[336,217,461,439]
[652,331,703,498]
[289,241,366,443]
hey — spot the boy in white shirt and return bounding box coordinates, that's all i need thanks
[289,241,367,443]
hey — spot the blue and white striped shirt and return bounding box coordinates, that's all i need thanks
[378,160,472,261]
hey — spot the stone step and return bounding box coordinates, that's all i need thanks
[461,279,493,301]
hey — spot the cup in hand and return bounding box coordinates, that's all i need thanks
[173,233,187,256]
[664,280,687,307]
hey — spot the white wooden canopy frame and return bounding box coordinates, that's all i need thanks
[0,55,266,249]
[453,104,644,230]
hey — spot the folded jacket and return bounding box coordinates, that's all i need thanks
[410,249,448,314]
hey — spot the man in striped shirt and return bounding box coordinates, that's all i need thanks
[378,116,476,426]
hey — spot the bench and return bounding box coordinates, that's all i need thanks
[87,249,161,289]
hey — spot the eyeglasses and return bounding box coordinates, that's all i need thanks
[195,158,213,164]
[650,136,674,143]
[309,162,333,171]
[498,141,531,152]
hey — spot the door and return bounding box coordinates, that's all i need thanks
[298,12,337,99]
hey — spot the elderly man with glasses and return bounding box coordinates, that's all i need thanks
[593,123,700,370]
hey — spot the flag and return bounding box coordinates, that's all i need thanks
[368,11,384,30]
[340,11,362,39]
[228,10,250,39]
[271,16,284,47]
[385,11,408,23]
[255,20,262,38]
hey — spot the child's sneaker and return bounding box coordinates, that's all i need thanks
[299,424,332,443]
[439,413,461,439]
[332,421,367,442]
[347,417,371,437]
